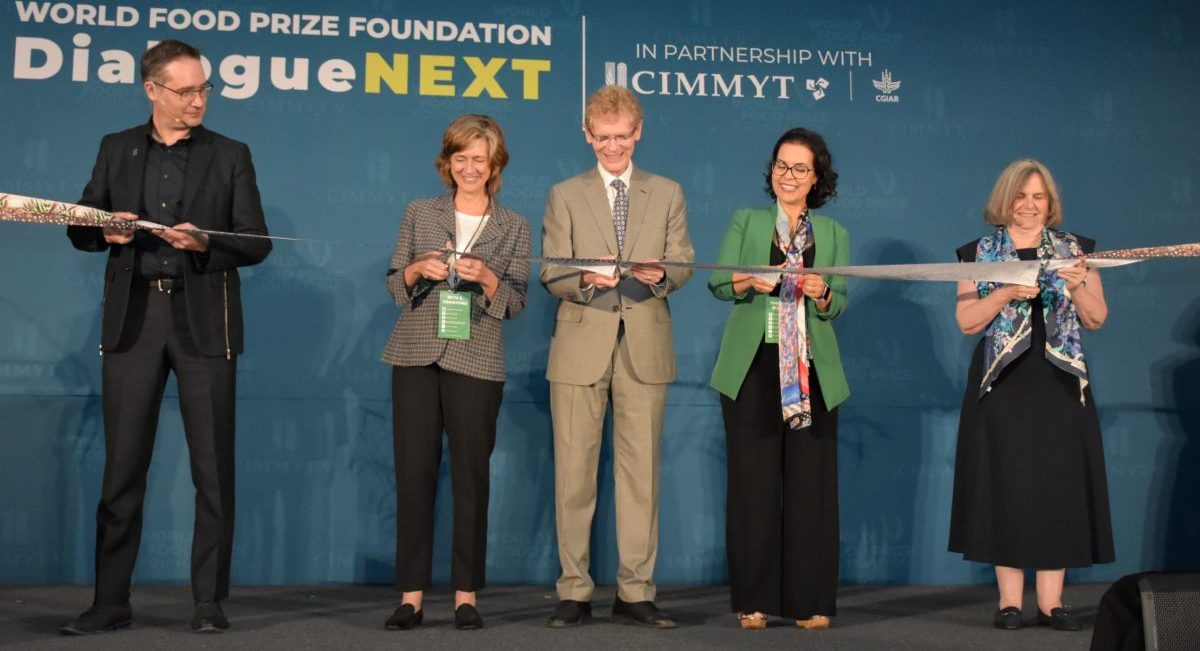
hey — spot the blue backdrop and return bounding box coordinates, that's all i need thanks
[1,0,1198,589]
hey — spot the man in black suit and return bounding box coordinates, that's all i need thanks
[61,39,271,635]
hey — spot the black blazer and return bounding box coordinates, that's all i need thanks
[67,121,271,358]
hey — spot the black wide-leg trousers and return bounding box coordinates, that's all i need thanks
[721,343,839,619]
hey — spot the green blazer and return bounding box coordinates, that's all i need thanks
[708,206,851,409]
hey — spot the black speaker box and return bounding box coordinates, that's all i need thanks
[1139,573,1200,651]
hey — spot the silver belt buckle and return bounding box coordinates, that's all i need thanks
[157,279,173,294]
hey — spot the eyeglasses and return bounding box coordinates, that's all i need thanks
[772,160,814,179]
[590,132,636,147]
[152,80,214,102]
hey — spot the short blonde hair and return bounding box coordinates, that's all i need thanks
[584,85,644,132]
[984,158,1063,228]
[435,114,509,196]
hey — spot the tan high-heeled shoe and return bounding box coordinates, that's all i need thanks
[738,612,767,629]
[796,614,831,629]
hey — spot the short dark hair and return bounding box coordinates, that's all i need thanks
[763,127,839,209]
[141,40,201,81]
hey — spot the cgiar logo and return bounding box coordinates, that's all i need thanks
[873,69,900,103]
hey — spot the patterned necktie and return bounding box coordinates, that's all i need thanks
[611,178,628,252]
[778,217,812,430]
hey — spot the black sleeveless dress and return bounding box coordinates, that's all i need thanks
[948,236,1114,568]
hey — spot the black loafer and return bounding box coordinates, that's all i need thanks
[190,601,229,634]
[547,600,591,628]
[611,596,677,629]
[384,603,423,630]
[60,604,133,635]
[455,603,483,630]
[992,606,1022,630]
[1037,607,1082,631]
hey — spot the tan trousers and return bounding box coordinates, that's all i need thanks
[550,332,666,603]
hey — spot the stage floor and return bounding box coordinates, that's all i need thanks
[0,582,1109,650]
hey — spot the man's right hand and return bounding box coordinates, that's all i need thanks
[580,270,620,289]
[579,254,620,288]
[101,212,138,244]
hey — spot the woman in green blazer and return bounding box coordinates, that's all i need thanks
[709,127,850,630]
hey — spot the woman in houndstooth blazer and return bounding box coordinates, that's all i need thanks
[380,115,531,631]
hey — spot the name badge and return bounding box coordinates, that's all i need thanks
[764,296,780,344]
[438,290,471,340]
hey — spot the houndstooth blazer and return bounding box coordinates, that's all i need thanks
[380,193,531,382]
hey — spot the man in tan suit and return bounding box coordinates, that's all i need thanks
[541,86,694,629]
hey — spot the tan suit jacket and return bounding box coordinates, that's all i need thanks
[541,164,694,602]
[541,167,694,384]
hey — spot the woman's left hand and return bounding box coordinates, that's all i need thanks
[454,254,496,285]
[1055,258,1089,291]
[800,273,829,301]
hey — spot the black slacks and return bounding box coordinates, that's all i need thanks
[720,342,839,619]
[391,364,503,592]
[96,283,237,606]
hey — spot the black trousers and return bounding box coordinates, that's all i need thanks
[95,284,237,607]
[720,342,839,619]
[391,364,503,592]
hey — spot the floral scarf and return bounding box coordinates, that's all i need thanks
[975,227,1088,400]
[776,204,813,429]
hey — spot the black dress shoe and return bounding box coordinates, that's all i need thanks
[611,596,677,629]
[191,601,229,634]
[384,603,423,630]
[547,600,592,628]
[1037,607,1082,631]
[992,606,1022,630]
[455,603,484,630]
[60,604,132,635]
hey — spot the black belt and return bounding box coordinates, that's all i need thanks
[141,278,184,292]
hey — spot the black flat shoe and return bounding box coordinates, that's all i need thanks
[547,600,591,628]
[455,603,483,630]
[60,604,133,635]
[992,606,1022,630]
[384,604,423,630]
[191,601,229,634]
[1037,607,1082,631]
[611,596,677,629]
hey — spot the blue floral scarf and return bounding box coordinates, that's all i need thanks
[975,227,1089,400]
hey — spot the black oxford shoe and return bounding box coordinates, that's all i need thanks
[611,596,677,629]
[455,603,484,630]
[191,601,229,634]
[60,604,132,635]
[547,600,591,628]
[1037,607,1082,631]
[992,606,1022,630]
[384,603,423,630]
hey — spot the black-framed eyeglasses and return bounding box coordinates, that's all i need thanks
[772,160,813,179]
[152,80,214,102]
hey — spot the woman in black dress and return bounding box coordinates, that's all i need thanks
[950,159,1113,632]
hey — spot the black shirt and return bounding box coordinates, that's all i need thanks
[135,134,191,279]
